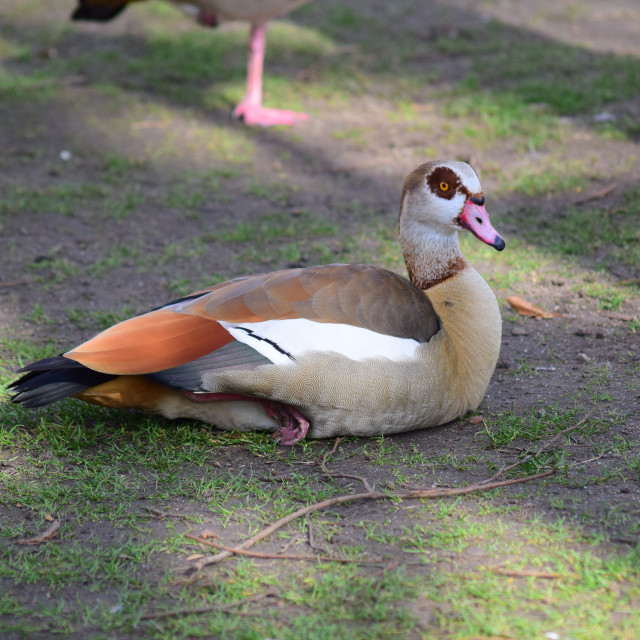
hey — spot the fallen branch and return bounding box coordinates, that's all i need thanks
[145,507,192,520]
[279,535,301,554]
[319,437,374,492]
[185,533,384,564]
[492,568,560,579]
[306,515,329,554]
[16,519,60,545]
[321,437,344,467]
[599,311,637,322]
[322,472,373,493]
[573,182,617,205]
[0,279,31,288]
[483,407,597,484]
[568,451,620,468]
[187,470,554,572]
[140,593,272,620]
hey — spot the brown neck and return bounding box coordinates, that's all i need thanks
[406,254,468,290]
[399,222,469,290]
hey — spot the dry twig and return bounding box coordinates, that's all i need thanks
[492,568,560,579]
[16,519,60,545]
[140,593,272,620]
[483,407,597,484]
[186,533,384,564]
[145,507,192,520]
[0,279,31,288]
[573,182,617,205]
[306,515,329,554]
[187,470,554,572]
[319,437,373,492]
[599,311,637,322]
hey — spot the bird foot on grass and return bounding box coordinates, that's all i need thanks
[263,401,310,445]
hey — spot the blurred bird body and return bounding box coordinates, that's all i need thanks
[72,0,311,126]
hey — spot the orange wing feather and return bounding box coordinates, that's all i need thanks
[66,309,233,375]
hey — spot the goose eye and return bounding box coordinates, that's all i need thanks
[439,182,450,192]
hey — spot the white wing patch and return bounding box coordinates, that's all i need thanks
[218,319,421,365]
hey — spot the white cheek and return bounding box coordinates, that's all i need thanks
[219,319,421,365]
[430,193,466,226]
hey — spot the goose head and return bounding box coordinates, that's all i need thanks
[398,160,505,289]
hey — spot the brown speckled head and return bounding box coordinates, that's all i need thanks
[398,160,502,289]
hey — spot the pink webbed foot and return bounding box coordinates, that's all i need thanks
[262,400,310,445]
[232,103,309,127]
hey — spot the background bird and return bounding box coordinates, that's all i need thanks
[11,160,505,444]
[72,0,311,126]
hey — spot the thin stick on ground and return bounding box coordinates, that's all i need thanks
[573,182,617,205]
[482,407,597,484]
[320,436,373,492]
[306,515,329,554]
[322,471,373,493]
[187,469,554,572]
[320,437,344,469]
[16,519,60,545]
[492,568,560,579]
[140,593,272,620]
[0,279,31,288]
[185,533,385,564]
[144,507,193,520]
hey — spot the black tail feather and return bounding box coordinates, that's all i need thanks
[10,356,115,409]
[72,0,131,22]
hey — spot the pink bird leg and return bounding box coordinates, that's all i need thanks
[183,391,310,444]
[262,400,310,445]
[233,22,309,127]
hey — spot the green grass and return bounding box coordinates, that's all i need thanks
[2,399,639,638]
[213,209,337,244]
[0,183,109,217]
[437,20,640,134]
[512,183,640,270]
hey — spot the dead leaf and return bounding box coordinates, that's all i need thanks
[506,296,560,319]
[200,529,219,540]
[187,554,205,561]
[469,416,483,425]
[16,519,60,545]
[44,513,54,522]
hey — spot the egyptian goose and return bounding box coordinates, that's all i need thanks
[72,0,311,126]
[11,160,505,444]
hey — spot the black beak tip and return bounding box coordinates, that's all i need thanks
[493,236,506,252]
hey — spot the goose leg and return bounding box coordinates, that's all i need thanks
[263,400,310,445]
[233,22,309,127]
[183,390,309,444]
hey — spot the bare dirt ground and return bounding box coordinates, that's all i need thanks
[1,1,640,638]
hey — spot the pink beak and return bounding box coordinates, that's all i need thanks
[458,198,505,251]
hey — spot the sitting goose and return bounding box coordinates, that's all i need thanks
[11,160,505,444]
[72,0,311,126]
